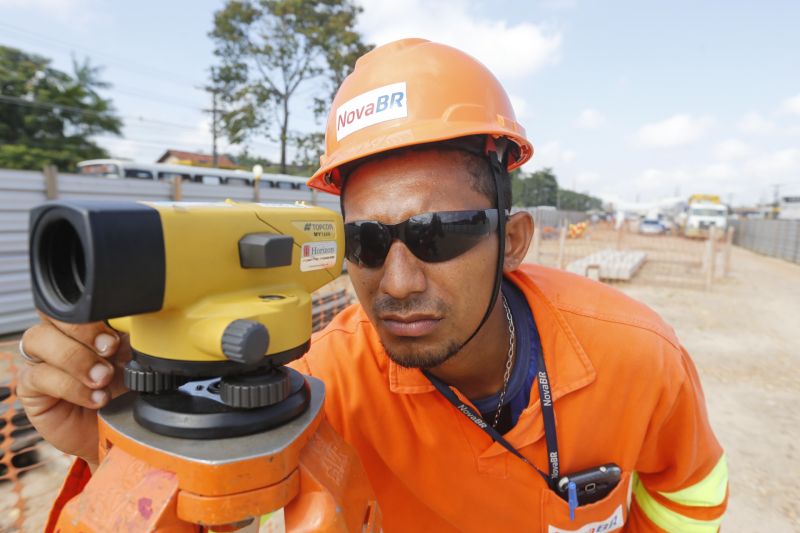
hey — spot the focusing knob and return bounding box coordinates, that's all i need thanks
[219,369,291,408]
[124,361,184,393]
[221,319,269,365]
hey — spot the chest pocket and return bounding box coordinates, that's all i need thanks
[540,471,632,532]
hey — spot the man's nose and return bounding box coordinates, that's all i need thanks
[378,241,427,299]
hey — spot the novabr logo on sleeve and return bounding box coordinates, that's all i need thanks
[335,82,407,141]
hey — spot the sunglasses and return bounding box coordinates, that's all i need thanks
[344,209,501,268]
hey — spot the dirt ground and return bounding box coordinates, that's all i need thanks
[616,246,800,532]
[1,239,798,532]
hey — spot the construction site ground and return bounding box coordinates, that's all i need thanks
[614,245,800,532]
[1,240,799,532]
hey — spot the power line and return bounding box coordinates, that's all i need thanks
[124,115,206,132]
[92,133,281,152]
[0,94,200,131]
[0,33,207,110]
[0,30,207,110]
[0,93,112,117]
[124,120,204,133]
[110,87,204,112]
[0,21,203,88]
[2,97,282,155]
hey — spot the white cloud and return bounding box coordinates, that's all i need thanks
[541,0,578,10]
[743,148,800,180]
[524,141,576,171]
[357,0,562,81]
[632,165,740,201]
[574,108,605,129]
[699,163,736,181]
[630,148,800,206]
[508,94,530,120]
[0,0,107,25]
[0,0,83,8]
[737,112,775,134]
[634,114,714,148]
[576,171,601,185]
[636,168,692,192]
[781,94,800,116]
[713,139,753,160]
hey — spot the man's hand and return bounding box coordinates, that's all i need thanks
[16,315,131,467]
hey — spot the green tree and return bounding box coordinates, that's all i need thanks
[513,167,559,207]
[235,147,313,175]
[0,46,121,171]
[512,167,601,211]
[290,131,325,173]
[210,0,371,175]
[558,189,602,211]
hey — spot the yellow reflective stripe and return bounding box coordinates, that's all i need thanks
[633,474,722,533]
[660,454,728,507]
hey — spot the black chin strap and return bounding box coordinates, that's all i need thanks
[456,137,507,350]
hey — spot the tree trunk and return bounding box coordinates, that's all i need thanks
[280,97,289,174]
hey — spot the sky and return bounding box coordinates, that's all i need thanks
[1,0,799,206]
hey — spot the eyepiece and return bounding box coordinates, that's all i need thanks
[37,218,86,307]
[29,201,166,323]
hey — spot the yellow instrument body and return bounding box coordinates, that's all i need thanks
[109,200,343,363]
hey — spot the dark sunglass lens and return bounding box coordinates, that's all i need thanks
[408,210,493,263]
[344,223,363,263]
[346,221,391,267]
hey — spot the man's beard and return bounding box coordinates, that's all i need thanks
[382,338,463,369]
[373,293,463,369]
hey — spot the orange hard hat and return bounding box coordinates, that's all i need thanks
[307,38,534,195]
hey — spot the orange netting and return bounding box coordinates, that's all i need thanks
[0,342,72,533]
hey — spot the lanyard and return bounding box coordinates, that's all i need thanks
[423,342,560,489]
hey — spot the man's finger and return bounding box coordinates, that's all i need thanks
[21,323,115,389]
[17,363,109,411]
[35,312,119,357]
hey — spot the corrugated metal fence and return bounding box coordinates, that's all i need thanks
[0,167,340,335]
[731,218,800,264]
[0,170,43,335]
[511,207,589,227]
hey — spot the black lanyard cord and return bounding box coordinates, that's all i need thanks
[423,344,560,489]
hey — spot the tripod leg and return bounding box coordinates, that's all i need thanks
[55,445,191,532]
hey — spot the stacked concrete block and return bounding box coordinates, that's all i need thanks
[567,249,648,281]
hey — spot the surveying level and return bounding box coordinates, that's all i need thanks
[29,200,381,532]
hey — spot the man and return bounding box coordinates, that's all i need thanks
[18,39,727,531]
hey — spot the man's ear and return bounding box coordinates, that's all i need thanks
[503,211,534,272]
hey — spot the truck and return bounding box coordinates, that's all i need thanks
[778,187,800,220]
[678,194,728,237]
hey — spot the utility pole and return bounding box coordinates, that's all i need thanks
[211,89,219,167]
[771,183,783,219]
[202,67,221,167]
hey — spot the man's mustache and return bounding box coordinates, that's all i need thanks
[373,295,449,317]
